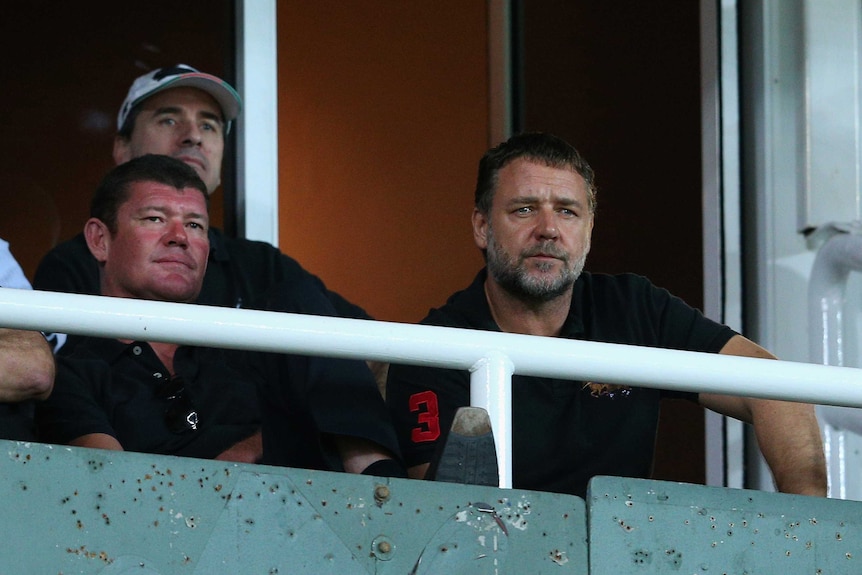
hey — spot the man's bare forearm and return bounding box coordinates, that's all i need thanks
[750,398,826,496]
[215,430,263,464]
[0,328,55,402]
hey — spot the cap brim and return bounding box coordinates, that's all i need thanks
[133,73,242,122]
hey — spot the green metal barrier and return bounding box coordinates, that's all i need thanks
[1,440,586,574]
[587,475,861,574]
[8,439,859,573]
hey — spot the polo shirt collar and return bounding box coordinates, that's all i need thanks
[75,336,144,365]
[75,336,201,380]
[452,267,587,338]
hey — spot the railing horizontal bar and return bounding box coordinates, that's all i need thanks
[2,288,861,407]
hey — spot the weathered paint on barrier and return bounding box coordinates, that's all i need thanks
[588,476,862,574]
[0,440,586,574]
[8,438,859,574]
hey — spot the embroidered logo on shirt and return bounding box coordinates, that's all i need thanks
[582,381,632,399]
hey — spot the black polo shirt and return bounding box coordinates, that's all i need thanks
[37,339,261,459]
[35,275,401,470]
[386,269,736,498]
[0,402,37,441]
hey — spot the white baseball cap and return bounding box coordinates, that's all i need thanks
[117,64,242,134]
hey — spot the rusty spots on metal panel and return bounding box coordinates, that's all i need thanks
[549,548,568,565]
[65,546,112,564]
[614,516,634,532]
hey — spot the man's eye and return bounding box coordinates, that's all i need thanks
[559,208,576,217]
[514,206,532,215]
[158,118,177,126]
[202,122,221,133]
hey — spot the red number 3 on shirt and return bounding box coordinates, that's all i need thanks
[409,390,440,443]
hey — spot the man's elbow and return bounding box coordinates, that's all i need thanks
[9,357,55,401]
[28,360,55,400]
[775,455,828,497]
[23,339,56,400]
[0,338,56,402]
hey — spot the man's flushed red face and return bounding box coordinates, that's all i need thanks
[91,181,210,303]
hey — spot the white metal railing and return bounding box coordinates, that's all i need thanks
[3,287,862,488]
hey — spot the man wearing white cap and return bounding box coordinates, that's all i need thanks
[34,65,372,351]
[113,64,241,194]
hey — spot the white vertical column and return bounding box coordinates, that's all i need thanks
[470,352,515,489]
[235,0,279,246]
[702,0,747,490]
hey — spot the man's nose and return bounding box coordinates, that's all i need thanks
[165,221,189,246]
[180,122,203,146]
[535,209,559,240]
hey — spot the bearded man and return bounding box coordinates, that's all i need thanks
[385,132,825,499]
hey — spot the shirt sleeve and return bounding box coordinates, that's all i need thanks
[0,238,32,290]
[35,357,118,445]
[1,237,68,351]
[385,361,470,469]
[649,280,737,353]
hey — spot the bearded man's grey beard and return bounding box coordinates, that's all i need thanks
[485,225,588,302]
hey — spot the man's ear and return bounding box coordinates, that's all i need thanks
[472,208,489,251]
[113,136,132,166]
[84,218,111,264]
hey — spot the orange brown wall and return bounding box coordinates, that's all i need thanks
[276,2,488,324]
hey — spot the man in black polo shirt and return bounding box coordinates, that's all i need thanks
[386,132,826,498]
[36,155,403,476]
[33,65,372,357]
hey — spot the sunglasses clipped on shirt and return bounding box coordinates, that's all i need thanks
[156,375,199,434]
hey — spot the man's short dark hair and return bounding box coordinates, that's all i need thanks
[91,154,209,232]
[474,132,597,215]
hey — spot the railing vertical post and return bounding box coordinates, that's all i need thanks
[470,352,515,489]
